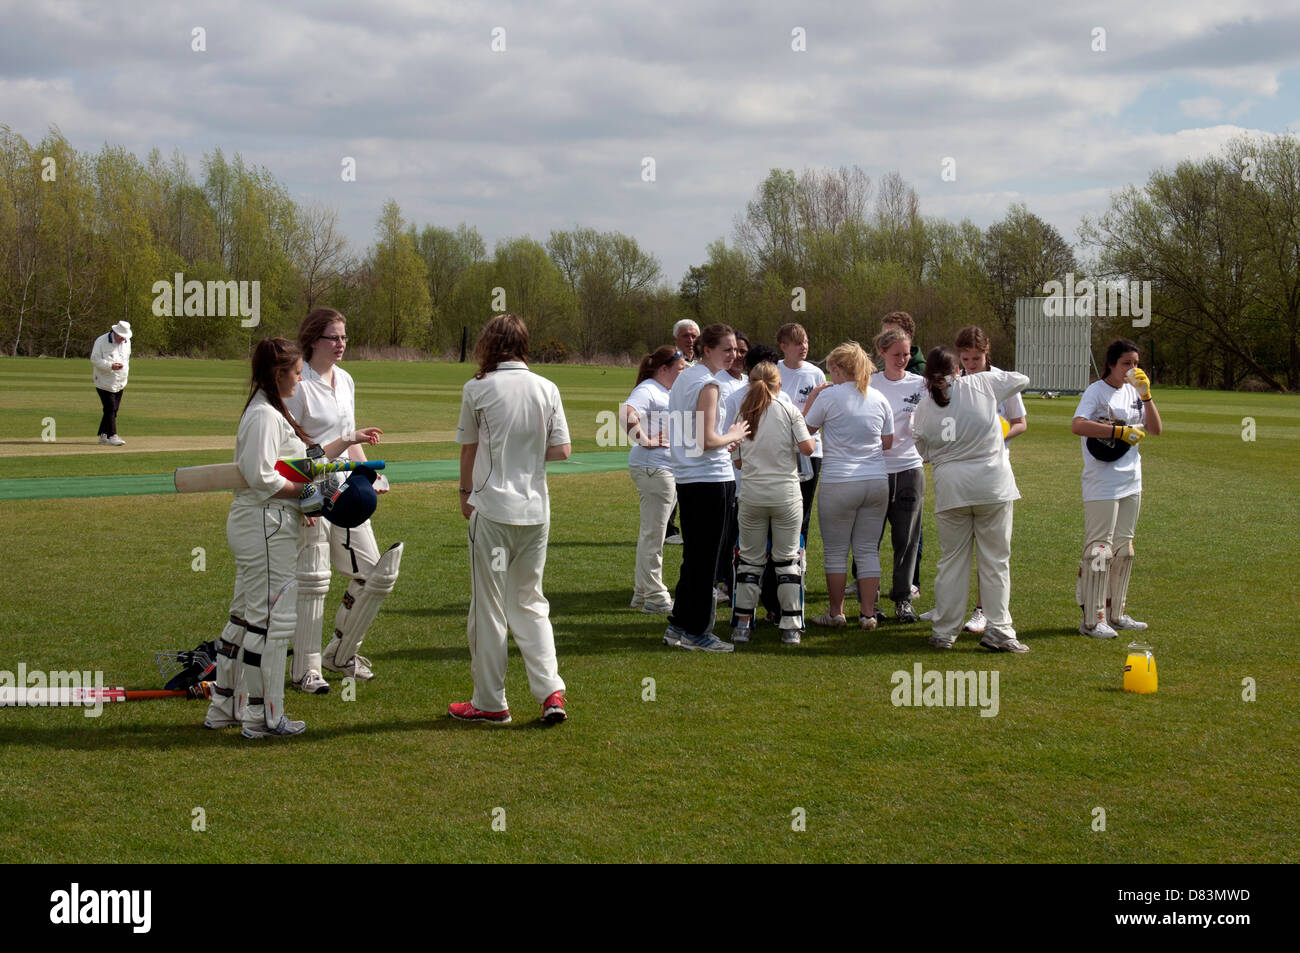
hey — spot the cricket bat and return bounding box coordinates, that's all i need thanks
[0,682,216,706]
[173,459,385,493]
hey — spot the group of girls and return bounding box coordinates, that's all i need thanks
[624,319,1161,655]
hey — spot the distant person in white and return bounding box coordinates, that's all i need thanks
[1069,338,1162,639]
[622,345,686,614]
[91,320,132,446]
[776,322,826,541]
[451,314,571,725]
[913,346,1031,653]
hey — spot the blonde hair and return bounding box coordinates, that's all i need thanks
[826,342,874,395]
[739,361,781,440]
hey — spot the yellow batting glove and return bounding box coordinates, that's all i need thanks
[1114,424,1146,446]
[999,415,1010,439]
[1126,367,1152,400]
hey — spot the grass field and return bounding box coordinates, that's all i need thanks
[1,356,1297,863]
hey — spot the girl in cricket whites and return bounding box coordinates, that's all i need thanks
[1070,338,1162,638]
[204,338,381,738]
[912,346,1030,653]
[664,323,749,652]
[954,325,1027,635]
[803,343,894,631]
[623,345,686,614]
[451,313,569,725]
[284,309,401,694]
[729,360,817,644]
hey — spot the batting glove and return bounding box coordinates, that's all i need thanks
[1126,367,1152,400]
[296,481,324,514]
[1113,424,1147,446]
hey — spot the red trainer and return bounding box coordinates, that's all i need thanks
[542,691,567,724]
[447,701,511,724]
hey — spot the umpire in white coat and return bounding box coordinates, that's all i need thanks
[450,314,571,726]
[91,320,131,445]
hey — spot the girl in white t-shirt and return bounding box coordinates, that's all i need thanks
[1069,338,1163,639]
[664,324,749,652]
[954,325,1027,635]
[623,346,686,613]
[913,346,1030,653]
[731,362,815,644]
[869,328,928,623]
[803,343,894,629]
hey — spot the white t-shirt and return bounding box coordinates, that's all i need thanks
[724,384,794,494]
[668,363,734,484]
[913,369,1029,512]
[804,383,894,483]
[870,371,927,473]
[715,369,745,409]
[1074,379,1146,502]
[283,363,356,460]
[233,391,305,507]
[623,378,672,470]
[962,366,1027,450]
[456,362,570,525]
[779,360,826,458]
[735,399,811,506]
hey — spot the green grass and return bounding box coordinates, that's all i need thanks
[0,357,1297,862]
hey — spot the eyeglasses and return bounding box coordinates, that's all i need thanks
[320,334,347,343]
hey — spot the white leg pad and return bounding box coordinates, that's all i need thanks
[1080,542,1112,627]
[206,616,246,725]
[1108,543,1134,622]
[329,542,403,665]
[776,560,803,630]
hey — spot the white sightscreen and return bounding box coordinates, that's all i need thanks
[1014,297,1092,393]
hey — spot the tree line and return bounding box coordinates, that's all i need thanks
[1,124,1295,390]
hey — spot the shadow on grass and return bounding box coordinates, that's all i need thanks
[0,714,555,749]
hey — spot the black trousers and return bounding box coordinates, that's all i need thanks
[798,456,821,540]
[669,480,734,636]
[96,388,123,436]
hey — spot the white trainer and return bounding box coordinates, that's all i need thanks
[241,715,306,739]
[964,608,987,634]
[665,534,683,545]
[107,435,125,446]
[1110,615,1148,631]
[1080,620,1118,639]
[98,434,111,445]
[293,670,330,694]
[918,608,936,621]
[629,594,644,609]
[780,629,801,645]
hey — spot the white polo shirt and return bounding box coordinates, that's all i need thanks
[233,392,305,507]
[283,363,356,459]
[457,362,570,525]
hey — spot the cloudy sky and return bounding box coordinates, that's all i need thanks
[3,0,1297,283]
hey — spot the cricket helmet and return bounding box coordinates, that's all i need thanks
[1085,414,1132,462]
[322,465,380,528]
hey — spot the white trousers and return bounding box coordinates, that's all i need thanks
[227,502,300,728]
[629,465,676,605]
[466,512,565,712]
[932,501,1014,641]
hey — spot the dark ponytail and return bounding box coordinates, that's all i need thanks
[637,345,681,385]
[244,338,312,443]
[924,345,960,408]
